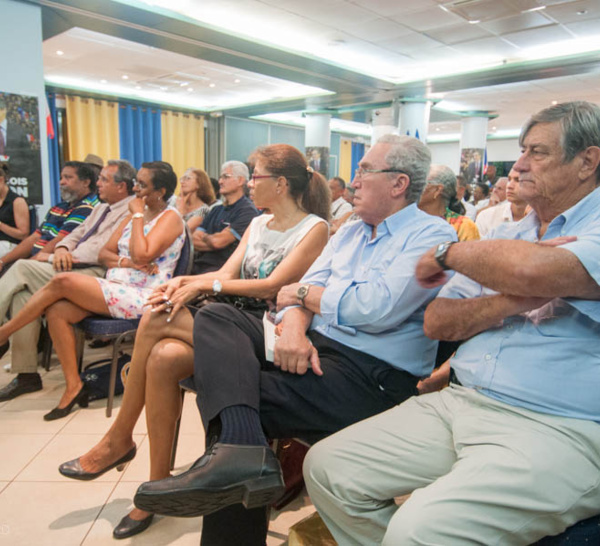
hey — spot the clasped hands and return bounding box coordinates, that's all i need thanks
[146,276,212,322]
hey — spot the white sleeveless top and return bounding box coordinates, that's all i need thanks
[241,213,326,280]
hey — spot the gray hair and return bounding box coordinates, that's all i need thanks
[520,101,600,181]
[427,164,457,205]
[377,134,432,204]
[107,159,137,194]
[222,160,249,181]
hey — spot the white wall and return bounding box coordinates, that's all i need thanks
[429,138,521,174]
[0,0,50,215]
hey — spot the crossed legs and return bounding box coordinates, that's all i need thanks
[305,385,600,546]
[75,307,195,521]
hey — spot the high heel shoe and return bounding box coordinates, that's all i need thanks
[113,513,154,539]
[59,445,137,481]
[44,384,89,421]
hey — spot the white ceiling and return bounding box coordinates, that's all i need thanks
[41,0,600,139]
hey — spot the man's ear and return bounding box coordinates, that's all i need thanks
[391,174,410,197]
[578,146,600,182]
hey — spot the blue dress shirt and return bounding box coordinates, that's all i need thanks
[300,204,458,377]
[442,187,600,421]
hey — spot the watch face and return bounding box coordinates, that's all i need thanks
[297,285,309,299]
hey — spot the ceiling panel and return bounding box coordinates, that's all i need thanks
[425,22,495,45]
[479,11,556,35]
[544,0,600,23]
[501,23,575,47]
[391,6,463,31]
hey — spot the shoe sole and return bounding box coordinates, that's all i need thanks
[134,474,285,517]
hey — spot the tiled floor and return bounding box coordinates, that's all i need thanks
[0,344,315,545]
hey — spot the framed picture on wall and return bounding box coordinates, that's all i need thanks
[0,91,43,204]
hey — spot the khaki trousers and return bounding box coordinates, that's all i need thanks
[0,259,105,373]
[304,385,600,546]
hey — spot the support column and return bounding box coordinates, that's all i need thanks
[371,105,397,145]
[304,113,331,179]
[0,0,50,215]
[459,114,490,184]
[398,100,432,142]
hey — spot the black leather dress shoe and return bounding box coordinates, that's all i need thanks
[113,513,154,539]
[134,443,285,517]
[0,373,42,402]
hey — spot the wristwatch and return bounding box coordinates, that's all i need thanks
[434,241,455,271]
[212,279,223,294]
[296,284,311,307]
[132,212,144,220]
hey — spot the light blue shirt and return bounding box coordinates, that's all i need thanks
[443,186,600,421]
[300,204,458,377]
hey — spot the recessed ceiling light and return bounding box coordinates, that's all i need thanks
[577,9,588,15]
[180,82,189,87]
[122,75,129,80]
[492,126,497,130]
[435,127,440,131]
[209,83,216,88]
[523,5,546,13]
[135,85,142,90]
[234,79,241,84]
[552,100,558,105]
[100,79,107,84]
[468,20,481,24]
[56,50,64,56]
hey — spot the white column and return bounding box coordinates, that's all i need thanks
[0,0,50,215]
[371,106,397,145]
[398,100,431,142]
[305,113,331,178]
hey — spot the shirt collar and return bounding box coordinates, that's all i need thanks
[360,203,420,241]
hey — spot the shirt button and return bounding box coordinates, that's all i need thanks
[484,354,492,361]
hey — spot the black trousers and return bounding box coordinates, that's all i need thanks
[192,303,419,546]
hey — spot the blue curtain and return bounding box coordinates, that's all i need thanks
[118,102,162,169]
[351,142,364,181]
[46,92,61,205]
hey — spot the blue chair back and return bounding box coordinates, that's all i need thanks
[28,204,38,234]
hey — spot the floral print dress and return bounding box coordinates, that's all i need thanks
[97,207,185,319]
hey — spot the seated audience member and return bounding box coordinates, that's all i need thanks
[329,177,356,235]
[57,144,330,539]
[83,153,104,180]
[0,162,30,256]
[173,168,216,231]
[0,160,136,401]
[476,168,530,237]
[0,161,99,274]
[329,176,352,220]
[0,162,184,420]
[475,176,508,217]
[472,181,490,212]
[192,160,259,274]
[419,164,480,242]
[456,174,476,220]
[130,135,457,546]
[304,101,600,546]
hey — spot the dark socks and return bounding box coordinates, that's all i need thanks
[217,405,268,446]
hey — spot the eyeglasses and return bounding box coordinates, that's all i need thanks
[133,179,149,189]
[354,168,409,180]
[251,174,276,182]
[219,173,234,179]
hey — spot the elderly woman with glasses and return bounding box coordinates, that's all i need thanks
[58,144,331,539]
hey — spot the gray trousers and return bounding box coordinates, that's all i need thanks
[305,384,600,546]
[0,259,104,373]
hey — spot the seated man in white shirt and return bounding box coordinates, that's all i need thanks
[476,170,529,237]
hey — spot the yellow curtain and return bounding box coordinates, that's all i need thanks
[339,139,353,183]
[65,95,120,163]
[161,110,205,187]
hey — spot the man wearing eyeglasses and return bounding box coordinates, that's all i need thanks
[191,160,259,275]
[133,135,457,545]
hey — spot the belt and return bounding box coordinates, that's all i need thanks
[449,368,462,386]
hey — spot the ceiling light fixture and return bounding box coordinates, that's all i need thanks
[523,5,546,13]
[135,85,142,90]
[234,79,241,83]
[468,20,481,24]
[180,82,189,87]
[209,83,216,88]
[552,100,558,105]
[122,75,129,80]
[100,79,107,84]
[187,87,193,92]
[56,50,64,56]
